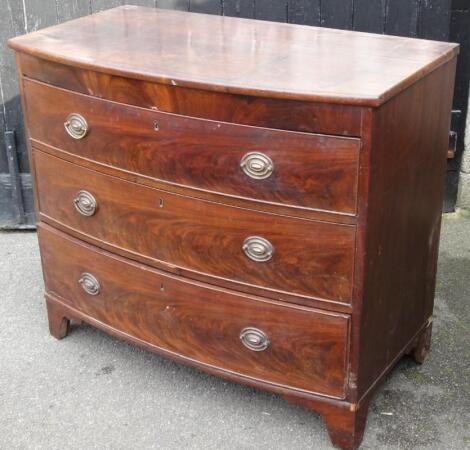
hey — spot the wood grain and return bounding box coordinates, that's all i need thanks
[24,78,360,215]
[8,6,458,106]
[34,150,356,304]
[10,8,459,449]
[39,224,350,399]
[18,53,363,137]
[29,139,359,226]
[355,59,457,400]
[285,393,370,450]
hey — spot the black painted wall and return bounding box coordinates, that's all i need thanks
[0,0,467,227]
[448,1,470,211]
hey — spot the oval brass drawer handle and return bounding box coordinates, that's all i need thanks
[78,272,100,296]
[240,327,270,352]
[242,236,274,262]
[64,113,89,139]
[73,190,97,216]
[240,152,274,180]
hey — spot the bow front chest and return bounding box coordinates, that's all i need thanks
[9,7,458,449]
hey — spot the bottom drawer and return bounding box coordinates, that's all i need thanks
[38,225,350,399]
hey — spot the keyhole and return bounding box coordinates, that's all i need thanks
[154,121,160,131]
[159,198,164,208]
[160,283,165,291]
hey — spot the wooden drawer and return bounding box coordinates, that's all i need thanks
[34,150,355,303]
[24,78,360,215]
[39,224,350,399]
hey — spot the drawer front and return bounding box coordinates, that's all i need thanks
[25,78,360,215]
[35,151,355,303]
[39,225,350,398]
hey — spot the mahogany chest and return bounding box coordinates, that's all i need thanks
[9,7,458,449]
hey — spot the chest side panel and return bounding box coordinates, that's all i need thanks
[356,58,457,399]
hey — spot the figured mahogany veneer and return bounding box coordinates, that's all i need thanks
[18,52,363,138]
[25,78,361,215]
[39,225,350,399]
[10,6,458,450]
[34,150,355,304]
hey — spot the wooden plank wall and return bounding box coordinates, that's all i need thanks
[447,0,470,210]
[0,0,461,226]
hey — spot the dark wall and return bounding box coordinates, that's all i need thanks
[447,1,470,211]
[0,0,466,227]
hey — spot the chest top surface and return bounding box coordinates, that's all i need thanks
[9,5,458,106]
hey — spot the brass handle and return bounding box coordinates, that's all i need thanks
[240,152,274,180]
[78,272,100,296]
[240,327,270,351]
[73,190,97,216]
[242,236,274,262]
[64,113,88,139]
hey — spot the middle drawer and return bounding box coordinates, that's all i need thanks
[34,150,355,304]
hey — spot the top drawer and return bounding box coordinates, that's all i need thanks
[24,78,360,215]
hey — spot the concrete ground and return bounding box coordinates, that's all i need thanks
[1,213,469,450]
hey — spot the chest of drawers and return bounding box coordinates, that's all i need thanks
[9,7,458,449]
